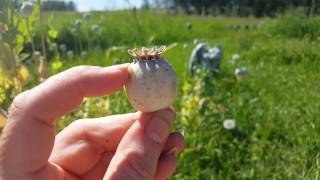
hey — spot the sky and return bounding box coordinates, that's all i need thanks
[64,0,144,12]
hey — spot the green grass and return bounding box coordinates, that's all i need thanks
[2,11,320,179]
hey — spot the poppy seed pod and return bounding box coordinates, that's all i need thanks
[67,50,74,59]
[125,46,178,112]
[59,44,67,52]
[74,19,82,29]
[20,2,33,17]
[83,13,91,20]
[91,24,100,33]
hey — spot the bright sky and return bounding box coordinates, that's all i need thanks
[64,0,144,12]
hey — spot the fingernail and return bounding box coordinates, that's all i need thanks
[167,147,178,157]
[166,106,175,114]
[146,116,170,144]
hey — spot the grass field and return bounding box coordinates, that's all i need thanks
[1,11,320,179]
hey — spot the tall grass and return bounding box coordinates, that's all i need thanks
[269,16,320,39]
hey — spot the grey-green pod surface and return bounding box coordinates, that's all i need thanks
[125,59,177,112]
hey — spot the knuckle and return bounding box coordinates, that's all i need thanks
[121,149,154,180]
[66,119,88,138]
[9,90,30,116]
[68,119,87,129]
[67,119,106,155]
[153,109,176,128]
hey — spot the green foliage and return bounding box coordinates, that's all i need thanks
[0,0,41,109]
[269,16,320,39]
[0,0,19,75]
[48,29,58,39]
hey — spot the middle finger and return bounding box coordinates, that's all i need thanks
[49,113,140,176]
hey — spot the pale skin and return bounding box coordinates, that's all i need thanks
[0,64,184,180]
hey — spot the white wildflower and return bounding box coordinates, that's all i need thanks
[67,50,74,59]
[50,43,57,49]
[81,51,87,57]
[71,28,78,35]
[193,39,200,45]
[34,51,41,58]
[59,44,66,52]
[183,43,189,49]
[75,19,82,29]
[234,67,247,78]
[232,54,240,61]
[91,24,100,33]
[223,119,236,130]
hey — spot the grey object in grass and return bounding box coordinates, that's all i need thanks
[189,42,223,74]
[20,2,33,17]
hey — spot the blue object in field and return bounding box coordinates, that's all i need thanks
[189,43,223,75]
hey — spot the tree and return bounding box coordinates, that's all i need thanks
[142,0,150,9]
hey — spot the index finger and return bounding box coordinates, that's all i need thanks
[0,64,129,175]
[14,63,129,122]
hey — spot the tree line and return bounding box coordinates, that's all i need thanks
[9,0,320,17]
[41,1,76,12]
[156,0,320,17]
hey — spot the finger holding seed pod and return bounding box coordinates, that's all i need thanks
[125,46,178,112]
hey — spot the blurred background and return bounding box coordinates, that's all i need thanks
[1,0,320,179]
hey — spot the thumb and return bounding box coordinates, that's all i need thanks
[104,108,175,180]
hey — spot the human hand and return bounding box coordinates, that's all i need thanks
[0,64,184,180]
